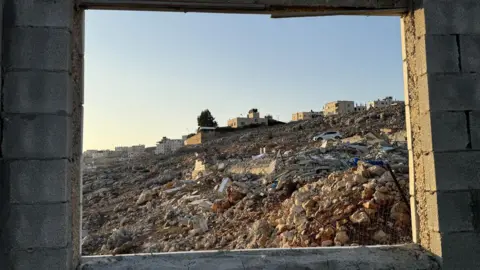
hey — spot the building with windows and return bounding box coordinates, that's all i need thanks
[155,137,184,155]
[354,104,367,112]
[227,108,268,128]
[322,100,355,115]
[367,96,404,109]
[291,111,323,121]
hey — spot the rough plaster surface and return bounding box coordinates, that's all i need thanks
[72,6,85,268]
[402,7,428,248]
[80,245,440,270]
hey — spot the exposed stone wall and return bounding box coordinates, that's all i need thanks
[0,0,79,269]
[402,1,480,269]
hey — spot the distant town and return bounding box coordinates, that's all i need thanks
[82,96,403,166]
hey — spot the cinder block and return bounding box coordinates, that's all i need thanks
[470,111,480,149]
[7,203,69,249]
[421,73,480,112]
[441,232,480,269]
[7,0,73,28]
[3,27,71,71]
[3,71,72,114]
[417,35,459,75]
[8,160,69,204]
[424,151,480,191]
[424,1,480,34]
[472,189,480,232]
[2,114,71,159]
[10,248,70,270]
[460,35,480,72]
[421,111,469,152]
[427,191,474,233]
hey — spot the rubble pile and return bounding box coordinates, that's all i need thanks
[81,105,411,255]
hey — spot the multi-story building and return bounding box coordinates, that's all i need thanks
[129,144,145,153]
[323,100,355,115]
[367,96,404,109]
[227,108,269,128]
[155,137,184,155]
[354,104,367,112]
[114,146,129,152]
[291,111,323,121]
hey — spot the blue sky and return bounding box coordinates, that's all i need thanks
[84,11,403,150]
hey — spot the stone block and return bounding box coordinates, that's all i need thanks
[7,203,69,249]
[424,1,480,34]
[3,71,72,114]
[427,191,474,233]
[424,151,480,191]
[10,248,70,270]
[7,0,73,28]
[441,232,480,269]
[472,189,480,232]
[421,111,469,152]
[460,35,480,72]
[417,35,459,75]
[2,114,71,159]
[420,73,480,112]
[3,27,71,71]
[470,111,480,149]
[8,160,69,204]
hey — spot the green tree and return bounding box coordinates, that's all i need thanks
[197,109,218,128]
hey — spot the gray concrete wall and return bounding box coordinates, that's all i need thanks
[0,0,81,269]
[81,245,439,270]
[402,1,480,269]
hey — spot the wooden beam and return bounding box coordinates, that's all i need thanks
[77,0,409,15]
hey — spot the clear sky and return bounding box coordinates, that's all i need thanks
[84,11,403,151]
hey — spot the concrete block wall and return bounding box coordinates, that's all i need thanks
[402,0,480,269]
[0,1,81,269]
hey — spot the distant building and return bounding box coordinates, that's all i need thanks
[115,146,129,152]
[155,137,184,155]
[129,144,145,153]
[227,108,269,128]
[367,96,404,109]
[91,151,108,159]
[354,104,367,112]
[323,100,355,115]
[291,111,323,121]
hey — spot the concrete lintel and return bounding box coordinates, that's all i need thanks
[78,0,408,15]
[80,245,440,270]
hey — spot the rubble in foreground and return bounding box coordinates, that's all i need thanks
[81,105,411,255]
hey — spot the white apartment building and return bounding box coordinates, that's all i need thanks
[155,137,184,155]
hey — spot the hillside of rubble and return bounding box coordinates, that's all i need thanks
[81,105,410,255]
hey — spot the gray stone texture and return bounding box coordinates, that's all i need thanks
[440,232,480,269]
[6,203,70,249]
[9,248,70,270]
[421,73,480,112]
[3,71,72,114]
[469,111,480,149]
[81,245,440,270]
[417,34,459,75]
[421,111,469,152]
[427,191,475,233]
[8,160,69,204]
[423,1,480,35]
[7,0,73,28]
[1,114,72,159]
[3,27,71,71]
[423,151,480,191]
[460,35,480,72]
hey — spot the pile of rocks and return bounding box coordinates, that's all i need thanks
[81,105,411,255]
